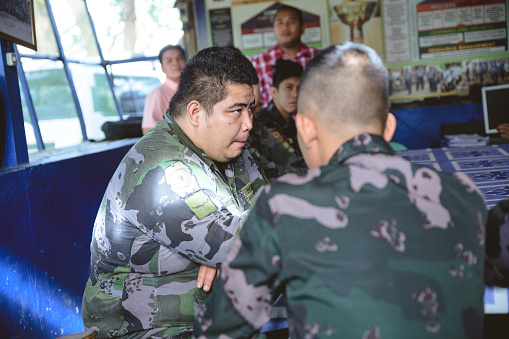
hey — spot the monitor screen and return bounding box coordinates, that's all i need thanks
[482,84,509,135]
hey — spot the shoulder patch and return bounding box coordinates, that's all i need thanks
[185,190,218,220]
[164,162,200,198]
[241,182,254,201]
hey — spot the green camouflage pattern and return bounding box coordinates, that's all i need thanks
[248,101,306,180]
[195,133,487,339]
[82,112,266,338]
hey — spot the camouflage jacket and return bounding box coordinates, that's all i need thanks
[82,112,266,338]
[248,101,306,180]
[194,134,487,339]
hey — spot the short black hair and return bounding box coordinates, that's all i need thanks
[298,42,389,132]
[274,5,303,26]
[169,47,259,119]
[158,45,187,63]
[272,59,303,89]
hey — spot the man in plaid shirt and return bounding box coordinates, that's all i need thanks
[250,5,320,108]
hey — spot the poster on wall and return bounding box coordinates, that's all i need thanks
[0,0,37,50]
[380,0,509,101]
[205,0,330,57]
[209,7,234,47]
[203,0,509,102]
[328,0,384,58]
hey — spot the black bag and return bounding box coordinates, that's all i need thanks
[101,116,142,140]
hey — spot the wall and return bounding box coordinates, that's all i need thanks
[0,143,133,338]
[392,102,485,149]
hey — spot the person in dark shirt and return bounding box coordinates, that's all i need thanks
[249,58,306,180]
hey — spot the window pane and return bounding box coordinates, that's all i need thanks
[17,0,59,56]
[19,85,40,154]
[88,0,183,60]
[68,63,119,140]
[21,58,83,149]
[111,61,163,118]
[49,0,100,62]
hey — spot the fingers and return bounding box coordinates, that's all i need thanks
[197,264,220,292]
[497,123,509,139]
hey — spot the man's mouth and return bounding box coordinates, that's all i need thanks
[233,137,248,146]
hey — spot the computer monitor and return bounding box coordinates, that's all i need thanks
[482,84,509,135]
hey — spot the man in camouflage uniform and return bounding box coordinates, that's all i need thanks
[82,47,266,338]
[194,43,487,338]
[249,59,306,180]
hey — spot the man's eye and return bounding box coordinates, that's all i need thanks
[232,109,241,114]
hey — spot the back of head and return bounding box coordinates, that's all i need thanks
[158,45,187,63]
[169,47,259,119]
[298,42,389,134]
[272,59,303,89]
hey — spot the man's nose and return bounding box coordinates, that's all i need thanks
[291,87,298,98]
[241,110,253,132]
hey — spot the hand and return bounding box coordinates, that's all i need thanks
[197,264,220,292]
[497,123,509,139]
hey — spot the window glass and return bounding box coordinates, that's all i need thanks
[49,0,100,62]
[17,0,59,56]
[87,0,183,60]
[21,57,83,149]
[110,61,162,118]
[19,85,40,154]
[68,63,119,141]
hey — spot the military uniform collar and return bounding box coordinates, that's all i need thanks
[257,100,293,130]
[330,133,394,165]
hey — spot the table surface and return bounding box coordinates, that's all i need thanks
[397,144,509,209]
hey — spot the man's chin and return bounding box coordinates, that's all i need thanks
[279,39,300,49]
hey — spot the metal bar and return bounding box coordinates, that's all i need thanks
[0,40,29,166]
[16,53,60,61]
[14,45,45,151]
[107,56,158,65]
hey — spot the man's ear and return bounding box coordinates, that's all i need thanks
[295,113,317,147]
[270,86,277,99]
[383,112,397,142]
[187,100,202,127]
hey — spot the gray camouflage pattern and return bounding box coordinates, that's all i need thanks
[82,112,266,338]
[194,133,487,339]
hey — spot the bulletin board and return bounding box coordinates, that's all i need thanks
[203,0,509,102]
[205,0,330,56]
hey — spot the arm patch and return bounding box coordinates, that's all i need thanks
[185,190,218,220]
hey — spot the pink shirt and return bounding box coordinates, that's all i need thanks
[141,78,179,130]
[250,43,320,108]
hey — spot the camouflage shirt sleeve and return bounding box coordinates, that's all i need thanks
[194,188,280,338]
[125,159,249,267]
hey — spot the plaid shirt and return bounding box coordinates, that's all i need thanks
[250,43,320,108]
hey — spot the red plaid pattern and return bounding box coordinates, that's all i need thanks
[250,43,320,108]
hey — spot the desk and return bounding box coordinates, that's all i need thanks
[396,144,509,209]
[397,144,509,314]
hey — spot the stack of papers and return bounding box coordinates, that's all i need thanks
[444,134,489,147]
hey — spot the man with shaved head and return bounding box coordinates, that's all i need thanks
[194,43,486,338]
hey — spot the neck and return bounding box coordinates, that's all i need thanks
[318,126,383,167]
[273,101,292,123]
[279,42,301,59]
